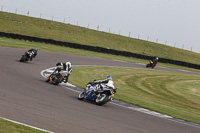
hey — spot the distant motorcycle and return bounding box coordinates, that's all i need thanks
[146,60,157,68]
[19,51,34,62]
[45,68,64,85]
[78,82,117,105]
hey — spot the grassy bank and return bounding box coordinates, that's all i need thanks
[69,66,200,124]
[0,11,200,65]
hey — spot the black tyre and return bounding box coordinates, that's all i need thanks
[45,77,50,82]
[52,74,62,85]
[53,81,60,85]
[19,55,27,62]
[78,92,85,100]
[95,93,109,105]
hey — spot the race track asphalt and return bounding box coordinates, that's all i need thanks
[0,47,200,133]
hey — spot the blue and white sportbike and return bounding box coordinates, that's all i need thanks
[78,81,117,105]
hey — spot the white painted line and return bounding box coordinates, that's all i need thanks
[110,102,200,129]
[0,117,54,133]
[60,83,81,93]
[111,102,172,119]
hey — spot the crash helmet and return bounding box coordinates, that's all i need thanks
[56,62,63,68]
[106,75,112,81]
[35,48,38,51]
[156,57,159,60]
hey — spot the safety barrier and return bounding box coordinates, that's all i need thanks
[0,32,199,69]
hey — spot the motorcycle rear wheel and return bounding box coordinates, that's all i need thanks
[53,81,59,85]
[95,93,109,105]
[52,74,62,85]
[19,55,27,62]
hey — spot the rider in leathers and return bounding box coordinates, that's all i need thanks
[26,48,38,61]
[151,57,159,63]
[89,75,114,92]
[56,62,72,83]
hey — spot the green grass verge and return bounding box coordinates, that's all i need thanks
[0,118,47,133]
[69,66,200,124]
[1,11,200,65]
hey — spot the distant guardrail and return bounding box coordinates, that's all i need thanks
[0,32,200,69]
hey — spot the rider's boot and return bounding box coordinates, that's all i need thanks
[63,76,68,83]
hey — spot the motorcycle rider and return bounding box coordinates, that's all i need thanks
[152,57,159,63]
[148,56,159,67]
[26,48,38,60]
[56,62,72,83]
[89,75,114,92]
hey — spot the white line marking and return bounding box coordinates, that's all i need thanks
[110,102,172,119]
[0,117,54,133]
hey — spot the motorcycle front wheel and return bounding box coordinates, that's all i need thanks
[95,93,109,105]
[78,92,85,100]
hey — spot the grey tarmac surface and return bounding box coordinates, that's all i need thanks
[0,47,200,133]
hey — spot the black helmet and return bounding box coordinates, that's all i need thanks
[56,62,63,67]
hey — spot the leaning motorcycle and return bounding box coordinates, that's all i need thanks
[78,83,117,105]
[19,52,33,62]
[46,68,64,85]
[146,60,157,68]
